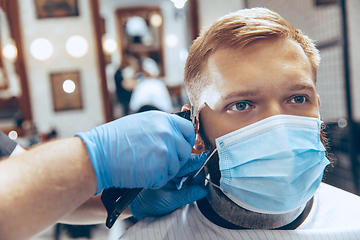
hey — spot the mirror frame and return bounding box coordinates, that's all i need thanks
[90,0,113,122]
[116,6,165,77]
[0,0,32,136]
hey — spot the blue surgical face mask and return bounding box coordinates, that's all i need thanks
[202,114,330,215]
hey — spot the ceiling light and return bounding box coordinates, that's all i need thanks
[150,14,163,27]
[30,38,54,61]
[8,130,18,140]
[63,79,76,93]
[2,44,17,60]
[103,38,118,54]
[66,35,89,58]
[338,118,347,128]
[173,0,188,9]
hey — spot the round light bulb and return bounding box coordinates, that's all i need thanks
[2,44,17,60]
[66,35,89,58]
[8,130,18,140]
[150,14,163,27]
[338,118,347,128]
[63,79,76,93]
[174,0,187,9]
[166,34,179,48]
[30,38,54,61]
[103,38,118,54]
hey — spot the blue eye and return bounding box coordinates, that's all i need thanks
[290,95,307,104]
[229,102,252,111]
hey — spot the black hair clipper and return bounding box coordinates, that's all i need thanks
[101,108,196,229]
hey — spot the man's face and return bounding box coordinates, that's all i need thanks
[196,37,320,153]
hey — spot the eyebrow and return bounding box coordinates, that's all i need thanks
[287,83,316,92]
[222,90,260,101]
[222,83,316,101]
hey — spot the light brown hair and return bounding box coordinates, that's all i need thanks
[184,7,320,112]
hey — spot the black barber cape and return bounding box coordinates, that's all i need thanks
[0,130,17,158]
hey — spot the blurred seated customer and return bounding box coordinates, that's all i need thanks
[125,16,148,44]
[114,54,140,116]
[129,57,173,113]
[138,105,160,113]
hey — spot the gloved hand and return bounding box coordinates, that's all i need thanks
[129,151,209,218]
[75,111,195,195]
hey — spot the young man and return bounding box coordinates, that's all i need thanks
[120,7,360,239]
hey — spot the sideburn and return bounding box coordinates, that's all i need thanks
[198,117,221,185]
[321,123,334,176]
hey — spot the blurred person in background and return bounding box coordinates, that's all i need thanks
[114,54,140,116]
[129,57,174,113]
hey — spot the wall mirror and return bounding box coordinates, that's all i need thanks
[116,7,165,77]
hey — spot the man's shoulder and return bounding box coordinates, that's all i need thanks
[317,182,360,200]
[119,203,200,239]
[298,182,360,230]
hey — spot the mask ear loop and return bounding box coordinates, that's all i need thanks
[205,175,222,189]
[177,148,218,190]
[193,148,223,190]
[192,148,218,179]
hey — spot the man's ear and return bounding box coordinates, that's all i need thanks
[181,104,204,151]
[180,104,191,112]
[317,94,321,107]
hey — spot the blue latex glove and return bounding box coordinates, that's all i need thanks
[75,111,195,195]
[129,151,210,218]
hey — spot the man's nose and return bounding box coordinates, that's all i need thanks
[260,101,285,120]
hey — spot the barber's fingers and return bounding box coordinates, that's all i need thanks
[129,184,208,218]
[153,151,180,189]
[175,185,208,204]
[176,151,210,178]
[170,114,195,147]
[168,114,195,165]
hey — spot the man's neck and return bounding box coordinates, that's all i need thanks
[197,183,307,229]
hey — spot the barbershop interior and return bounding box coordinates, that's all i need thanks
[1,0,360,239]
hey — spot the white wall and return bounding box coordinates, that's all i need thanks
[19,0,105,137]
[197,0,245,30]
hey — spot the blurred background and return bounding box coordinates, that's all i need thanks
[0,0,359,239]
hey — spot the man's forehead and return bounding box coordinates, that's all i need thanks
[197,38,316,111]
[207,38,310,70]
[204,38,314,84]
